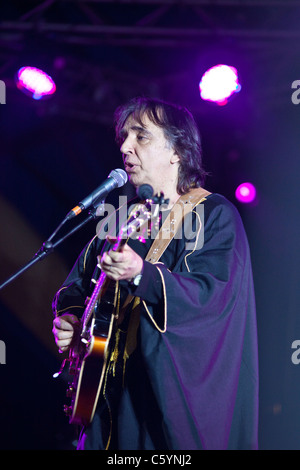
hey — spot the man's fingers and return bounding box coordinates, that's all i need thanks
[53,314,79,331]
[99,251,124,268]
[106,235,118,245]
[55,329,74,340]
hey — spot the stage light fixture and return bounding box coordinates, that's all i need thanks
[16,66,56,100]
[199,64,241,106]
[235,182,257,204]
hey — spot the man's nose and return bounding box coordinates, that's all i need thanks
[120,136,134,155]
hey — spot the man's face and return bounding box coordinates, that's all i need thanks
[120,114,179,195]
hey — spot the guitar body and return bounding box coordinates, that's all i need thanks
[61,189,164,427]
[67,336,107,425]
[65,311,114,426]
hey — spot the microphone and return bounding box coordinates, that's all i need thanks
[137,184,153,200]
[66,168,128,220]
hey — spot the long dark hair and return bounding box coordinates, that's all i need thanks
[114,96,207,194]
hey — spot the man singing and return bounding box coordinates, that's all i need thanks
[52,96,259,450]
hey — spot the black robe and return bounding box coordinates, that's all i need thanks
[53,193,259,450]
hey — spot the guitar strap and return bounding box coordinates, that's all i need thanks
[120,187,211,363]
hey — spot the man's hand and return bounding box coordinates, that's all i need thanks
[52,313,79,353]
[100,235,143,282]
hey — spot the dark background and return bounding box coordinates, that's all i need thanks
[0,0,300,450]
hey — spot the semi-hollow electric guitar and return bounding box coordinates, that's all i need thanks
[59,186,165,427]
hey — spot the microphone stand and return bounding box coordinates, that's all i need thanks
[0,201,105,291]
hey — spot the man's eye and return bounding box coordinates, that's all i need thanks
[137,134,147,141]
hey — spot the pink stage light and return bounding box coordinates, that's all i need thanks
[235,182,257,204]
[16,66,56,100]
[199,64,241,105]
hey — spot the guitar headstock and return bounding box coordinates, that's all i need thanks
[119,185,169,243]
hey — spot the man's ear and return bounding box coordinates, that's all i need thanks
[170,152,180,164]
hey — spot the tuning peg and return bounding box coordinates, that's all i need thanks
[153,192,169,206]
[52,358,69,378]
[66,386,75,397]
[64,405,73,416]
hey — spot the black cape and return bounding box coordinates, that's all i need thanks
[53,193,259,450]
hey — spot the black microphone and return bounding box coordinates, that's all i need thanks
[66,168,128,220]
[137,184,153,200]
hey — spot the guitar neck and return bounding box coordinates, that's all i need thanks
[81,236,126,336]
